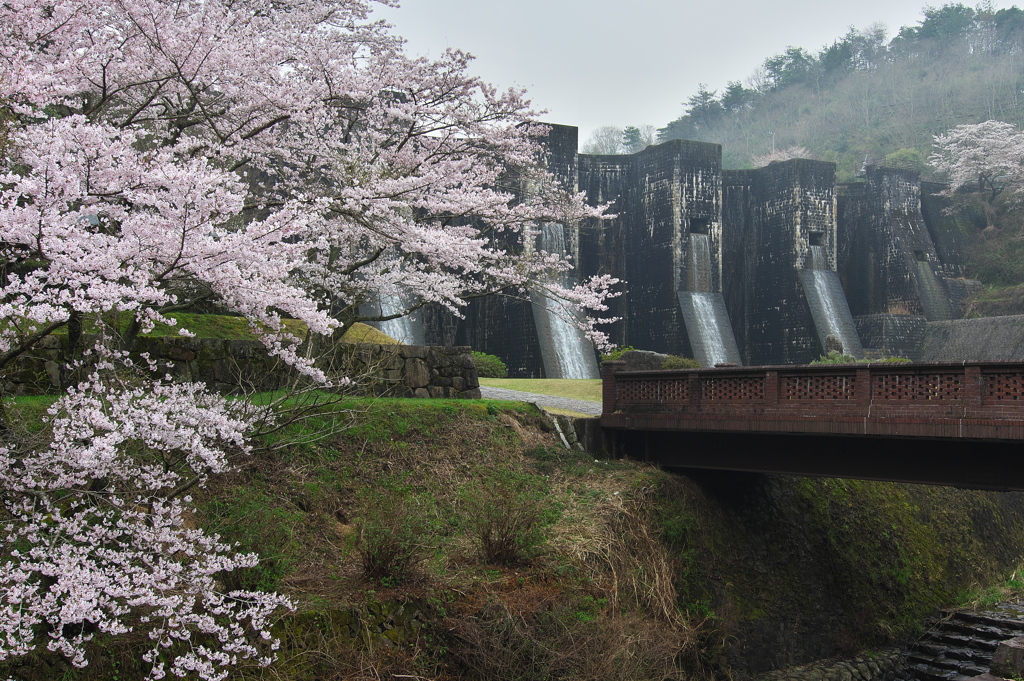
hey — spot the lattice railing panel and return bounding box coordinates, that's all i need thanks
[871,373,963,401]
[617,378,689,403]
[984,372,1024,401]
[702,376,764,401]
[783,375,857,400]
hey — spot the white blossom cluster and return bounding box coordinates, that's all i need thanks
[0,0,620,676]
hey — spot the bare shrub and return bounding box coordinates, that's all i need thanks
[886,300,913,315]
[354,481,434,583]
[460,470,560,565]
[445,595,688,681]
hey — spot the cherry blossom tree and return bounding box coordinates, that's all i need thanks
[0,0,616,677]
[930,120,1024,201]
[750,145,813,168]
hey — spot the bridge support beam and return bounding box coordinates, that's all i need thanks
[608,428,1024,491]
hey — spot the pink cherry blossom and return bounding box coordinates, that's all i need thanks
[0,0,618,676]
[930,120,1024,201]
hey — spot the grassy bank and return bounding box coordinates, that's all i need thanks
[479,378,602,402]
[4,313,404,342]
[4,395,1024,681]
[965,283,1024,318]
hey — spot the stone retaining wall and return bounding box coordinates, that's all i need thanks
[756,649,907,681]
[1,335,481,399]
[918,315,1024,362]
[333,343,481,399]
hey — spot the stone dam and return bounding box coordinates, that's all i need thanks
[377,124,1019,378]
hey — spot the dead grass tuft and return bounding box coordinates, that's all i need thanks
[885,300,914,315]
[193,401,716,681]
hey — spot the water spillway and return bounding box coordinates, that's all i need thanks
[798,245,864,359]
[530,223,600,379]
[678,292,743,367]
[679,233,742,367]
[369,292,425,345]
[914,259,955,322]
[533,292,601,379]
[688,232,713,293]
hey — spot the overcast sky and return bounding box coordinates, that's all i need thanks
[374,0,1013,146]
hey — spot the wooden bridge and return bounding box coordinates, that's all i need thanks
[600,360,1024,491]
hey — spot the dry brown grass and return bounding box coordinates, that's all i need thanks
[197,402,709,681]
[885,300,914,315]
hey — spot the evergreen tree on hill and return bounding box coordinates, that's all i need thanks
[654,2,1024,179]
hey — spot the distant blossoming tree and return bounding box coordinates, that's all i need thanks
[581,126,626,155]
[750,146,813,167]
[930,120,1024,201]
[0,0,616,677]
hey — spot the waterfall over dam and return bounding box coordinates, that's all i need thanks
[687,231,713,293]
[914,259,955,321]
[678,233,742,367]
[798,245,864,358]
[530,223,600,379]
[369,292,425,346]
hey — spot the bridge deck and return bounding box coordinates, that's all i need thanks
[599,360,1024,490]
[601,360,1024,439]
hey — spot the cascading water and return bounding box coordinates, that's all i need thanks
[368,292,425,346]
[688,232,713,293]
[678,233,742,367]
[808,244,827,270]
[681,292,742,366]
[530,224,600,379]
[914,259,954,321]
[798,245,864,359]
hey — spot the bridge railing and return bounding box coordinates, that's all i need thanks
[601,360,1024,422]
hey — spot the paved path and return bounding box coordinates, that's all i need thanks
[479,386,602,416]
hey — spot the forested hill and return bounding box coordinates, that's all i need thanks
[650,3,1024,181]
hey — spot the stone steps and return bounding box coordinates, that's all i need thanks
[908,605,1024,681]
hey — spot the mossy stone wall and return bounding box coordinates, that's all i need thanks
[654,471,1024,675]
[1,336,481,398]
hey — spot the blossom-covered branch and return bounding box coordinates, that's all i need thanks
[0,0,617,677]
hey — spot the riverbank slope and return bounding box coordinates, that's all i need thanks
[5,398,1023,681]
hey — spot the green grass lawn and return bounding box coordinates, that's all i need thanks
[3,312,311,340]
[146,312,309,339]
[2,314,404,343]
[478,378,602,402]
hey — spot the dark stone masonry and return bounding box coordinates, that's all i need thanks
[454,125,988,375]
[1,334,481,399]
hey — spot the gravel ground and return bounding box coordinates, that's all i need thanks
[479,386,602,416]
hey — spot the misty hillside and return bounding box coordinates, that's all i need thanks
[601,3,1024,182]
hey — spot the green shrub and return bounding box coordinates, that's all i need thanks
[883,147,926,173]
[969,230,1024,286]
[811,350,859,365]
[599,345,636,362]
[811,351,912,365]
[201,489,303,592]
[461,470,560,565]
[662,355,701,369]
[472,351,508,378]
[355,481,435,584]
